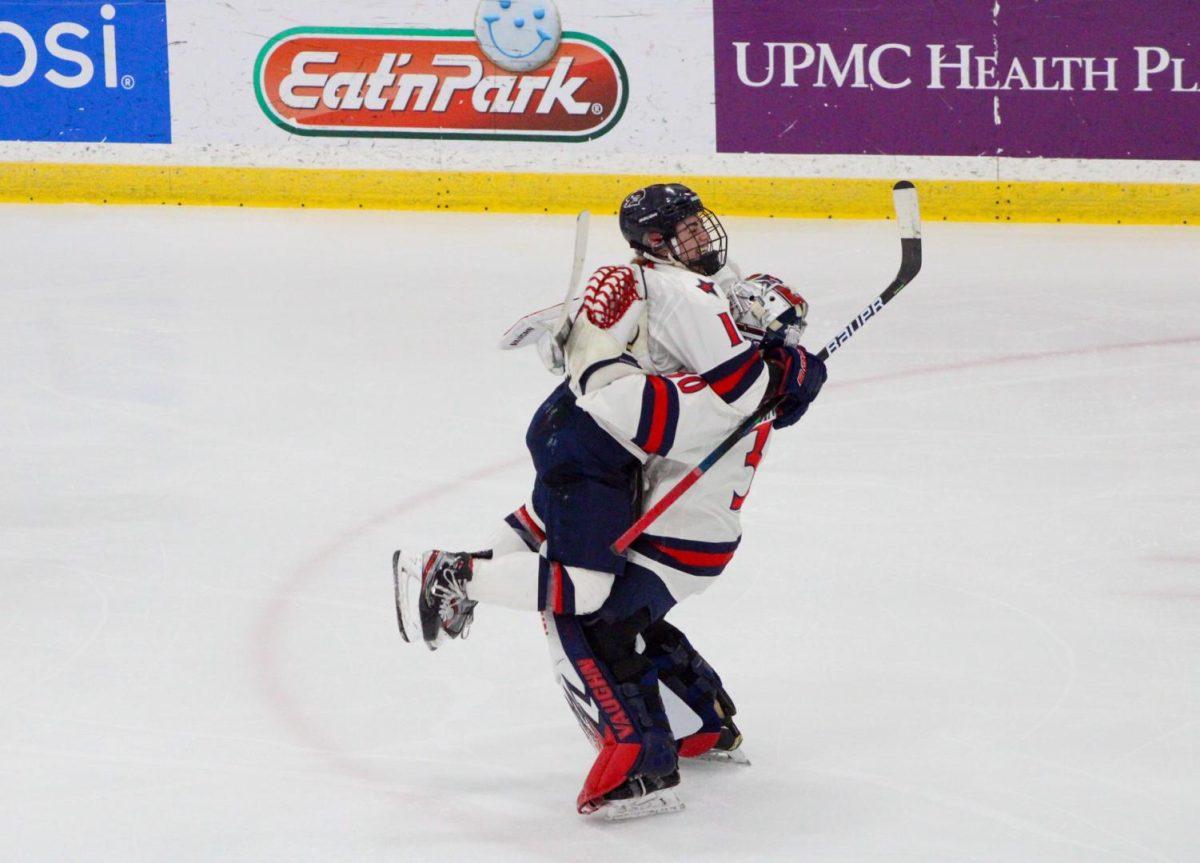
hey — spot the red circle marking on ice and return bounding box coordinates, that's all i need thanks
[254,333,1198,783]
[252,456,525,786]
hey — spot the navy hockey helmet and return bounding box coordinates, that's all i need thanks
[619,183,728,277]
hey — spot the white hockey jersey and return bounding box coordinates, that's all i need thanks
[573,255,776,602]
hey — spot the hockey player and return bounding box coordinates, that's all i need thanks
[393,185,826,817]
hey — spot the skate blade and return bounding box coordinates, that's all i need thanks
[391,550,422,645]
[688,748,751,767]
[598,789,685,821]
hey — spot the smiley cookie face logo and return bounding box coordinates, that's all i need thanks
[474,0,562,72]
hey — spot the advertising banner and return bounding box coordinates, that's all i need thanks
[0,0,171,143]
[714,0,1200,160]
[255,23,627,142]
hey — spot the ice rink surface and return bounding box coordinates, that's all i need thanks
[1,203,1198,862]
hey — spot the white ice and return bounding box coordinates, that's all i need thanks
[1,204,1198,862]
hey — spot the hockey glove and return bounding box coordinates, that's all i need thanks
[764,344,827,429]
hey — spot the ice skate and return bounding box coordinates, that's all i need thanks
[585,771,685,821]
[677,694,750,766]
[686,721,750,767]
[392,549,477,650]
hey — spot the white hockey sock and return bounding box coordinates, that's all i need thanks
[470,552,542,610]
[486,520,537,556]
[470,553,616,615]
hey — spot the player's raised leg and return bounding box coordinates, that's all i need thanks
[392,502,618,648]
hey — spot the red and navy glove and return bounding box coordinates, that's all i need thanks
[763,344,827,429]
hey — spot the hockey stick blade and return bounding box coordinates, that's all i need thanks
[611,182,923,555]
[553,210,591,350]
[497,210,590,352]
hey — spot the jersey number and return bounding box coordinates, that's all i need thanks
[730,423,771,511]
[718,312,742,347]
[669,373,708,394]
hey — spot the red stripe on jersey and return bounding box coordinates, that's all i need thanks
[650,541,737,569]
[708,350,761,397]
[642,376,670,454]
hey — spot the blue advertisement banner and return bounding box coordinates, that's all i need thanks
[0,0,171,143]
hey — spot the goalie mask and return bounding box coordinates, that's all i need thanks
[619,183,728,277]
[728,274,809,346]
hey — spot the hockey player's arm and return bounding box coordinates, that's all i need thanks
[577,371,755,462]
[653,283,769,419]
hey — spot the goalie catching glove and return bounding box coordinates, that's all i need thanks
[564,265,647,394]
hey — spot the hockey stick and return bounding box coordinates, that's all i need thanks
[498,210,591,352]
[553,210,592,352]
[611,181,922,555]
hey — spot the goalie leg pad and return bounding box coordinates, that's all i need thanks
[642,619,742,758]
[543,610,679,814]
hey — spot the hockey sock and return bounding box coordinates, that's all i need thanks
[470,553,615,615]
[497,504,545,553]
[468,552,541,610]
[485,521,536,557]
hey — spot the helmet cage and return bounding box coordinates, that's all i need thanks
[665,208,728,277]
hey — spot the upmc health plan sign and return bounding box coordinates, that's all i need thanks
[0,0,171,143]
[714,0,1200,160]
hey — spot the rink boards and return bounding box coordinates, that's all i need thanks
[0,1,1197,225]
[1,162,1197,226]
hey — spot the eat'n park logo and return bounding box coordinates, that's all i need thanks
[254,27,628,142]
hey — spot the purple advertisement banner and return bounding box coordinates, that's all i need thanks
[713,1,1200,160]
